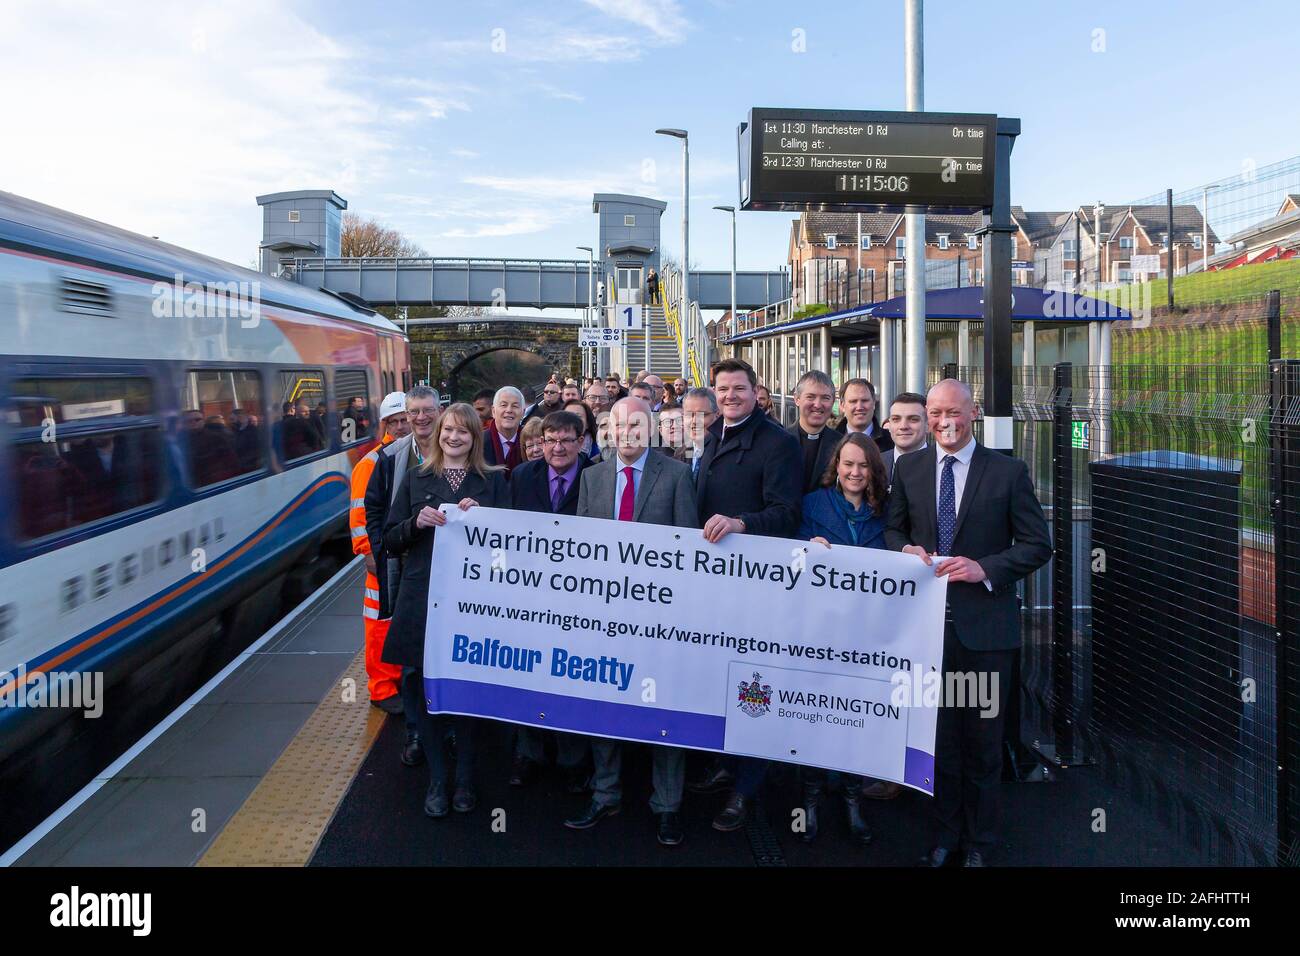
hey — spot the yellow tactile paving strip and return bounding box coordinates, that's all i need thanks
[197,650,386,866]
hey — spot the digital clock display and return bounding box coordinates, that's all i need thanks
[739,108,997,212]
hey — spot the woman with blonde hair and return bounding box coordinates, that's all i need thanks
[382,402,509,818]
[521,416,546,462]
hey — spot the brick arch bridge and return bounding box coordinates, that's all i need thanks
[406,317,581,397]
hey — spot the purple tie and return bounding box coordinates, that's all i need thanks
[551,474,566,511]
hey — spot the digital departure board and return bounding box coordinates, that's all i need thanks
[738,108,997,213]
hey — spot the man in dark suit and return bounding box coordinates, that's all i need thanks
[508,410,593,792]
[836,378,894,453]
[564,397,699,847]
[880,391,928,489]
[787,369,840,494]
[885,378,1051,866]
[482,386,525,475]
[689,357,802,831]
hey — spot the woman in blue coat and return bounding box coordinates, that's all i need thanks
[796,432,890,845]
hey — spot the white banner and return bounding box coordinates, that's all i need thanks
[424,507,947,793]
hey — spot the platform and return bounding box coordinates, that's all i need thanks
[7,561,1212,868]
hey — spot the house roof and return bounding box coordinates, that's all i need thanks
[1012,207,1071,244]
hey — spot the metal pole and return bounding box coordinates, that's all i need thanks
[682,136,691,381]
[1166,188,1175,310]
[1075,214,1081,290]
[856,212,863,307]
[981,117,1020,455]
[1202,187,1209,274]
[903,0,927,393]
[730,209,737,338]
[1050,361,1078,764]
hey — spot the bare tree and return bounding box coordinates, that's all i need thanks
[341,212,428,258]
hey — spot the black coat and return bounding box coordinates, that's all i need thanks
[884,443,1052,652]
[509,456,591,515]
[381,465,510,669]
[787,422,842,495]
[835,419,895,453]
[695,411,802,538]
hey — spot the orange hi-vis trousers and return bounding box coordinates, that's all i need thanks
[363,571,402,702]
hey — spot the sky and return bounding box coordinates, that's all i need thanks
[2,0,1298,290]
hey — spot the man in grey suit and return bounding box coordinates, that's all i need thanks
[564,397,698,847]
[880,391,929,488]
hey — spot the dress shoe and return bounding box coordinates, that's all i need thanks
[861,780,903,800]
[800,780,822,843]
[656,812,684,846]
[962,850,986,867]
[423,782,450,818]
[564,766,591,795]
[509,754,541,788]
[564,801,621,830]
[687,761,736,794]
[452,785,477,813]
[919,846,956,867]
[843,790,873,845]
[371,695,404,715]
[401,733,424,767]
[712,792,749,832]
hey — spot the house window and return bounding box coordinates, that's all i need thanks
[967,235,978,250]
[624,215,636,226]
[859,234,871,250]
[937,234,949,250]
[1063,238,1078,258]
[288,210,300,223]
[825,234,837,250]
[1193,234,1203,250]
[1119,236,1135,251]
[896,237,906,258]
[1118,268,1133,283]
[1064,270,1077,285]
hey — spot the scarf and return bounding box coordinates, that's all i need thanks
[829,487,874,547]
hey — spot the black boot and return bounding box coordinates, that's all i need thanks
[844,787,872,845]
[800,778,822,843]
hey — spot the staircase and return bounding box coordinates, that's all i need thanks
[623,305,682,379]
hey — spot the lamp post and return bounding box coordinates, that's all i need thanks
[1093,200,1106,299]
[656,128,689,381]
[1202,184,1223,273]
[577,245,595,377]
[713,205,736,343]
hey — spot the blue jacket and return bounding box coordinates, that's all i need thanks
[798,487,887,550]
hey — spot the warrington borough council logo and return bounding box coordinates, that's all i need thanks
[737,671,772,718]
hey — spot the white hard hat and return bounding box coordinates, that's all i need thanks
[379,391,407,420]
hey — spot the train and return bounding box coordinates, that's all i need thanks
[0,190,410,819]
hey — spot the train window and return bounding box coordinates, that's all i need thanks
[11,376,161,541]
[273,369,327,462]
[335,368,371,445]
[181,370,264,486]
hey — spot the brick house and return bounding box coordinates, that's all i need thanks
[1045,205,1217,287]
[787,208,1067,310]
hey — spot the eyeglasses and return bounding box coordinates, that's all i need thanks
[408,408,438,419]
[542,437,579,447]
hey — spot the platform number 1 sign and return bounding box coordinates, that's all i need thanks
[608,303,643,330]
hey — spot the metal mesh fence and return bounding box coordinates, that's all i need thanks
[929,313,1300,864]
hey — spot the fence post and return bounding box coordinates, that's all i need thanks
[1271,346,1299,865]
[1050,361,1079,765]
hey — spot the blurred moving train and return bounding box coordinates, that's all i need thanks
[0,191,410,787]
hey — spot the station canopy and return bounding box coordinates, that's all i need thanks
[867,285,1131,322]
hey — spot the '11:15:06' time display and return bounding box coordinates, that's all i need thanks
[837,174,910,193]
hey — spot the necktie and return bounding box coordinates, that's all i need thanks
[937,455,957,556]
[618,465,636,521]
[691,454,700,478]
[551,475,566,511]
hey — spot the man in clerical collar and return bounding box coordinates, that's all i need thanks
[837,378,894,453]
[786,369,839,494]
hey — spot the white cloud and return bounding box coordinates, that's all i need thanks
[580,0,690,43]
[450,148,480,159]
[414,95,472,119]
[0,0,392,265]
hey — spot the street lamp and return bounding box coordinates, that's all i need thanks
[657,127,689,381]
[713,205,736,340]
[1093,200,1106,298]
[577,245,595,377]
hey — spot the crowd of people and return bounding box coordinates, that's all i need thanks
[348,358,1051,863]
